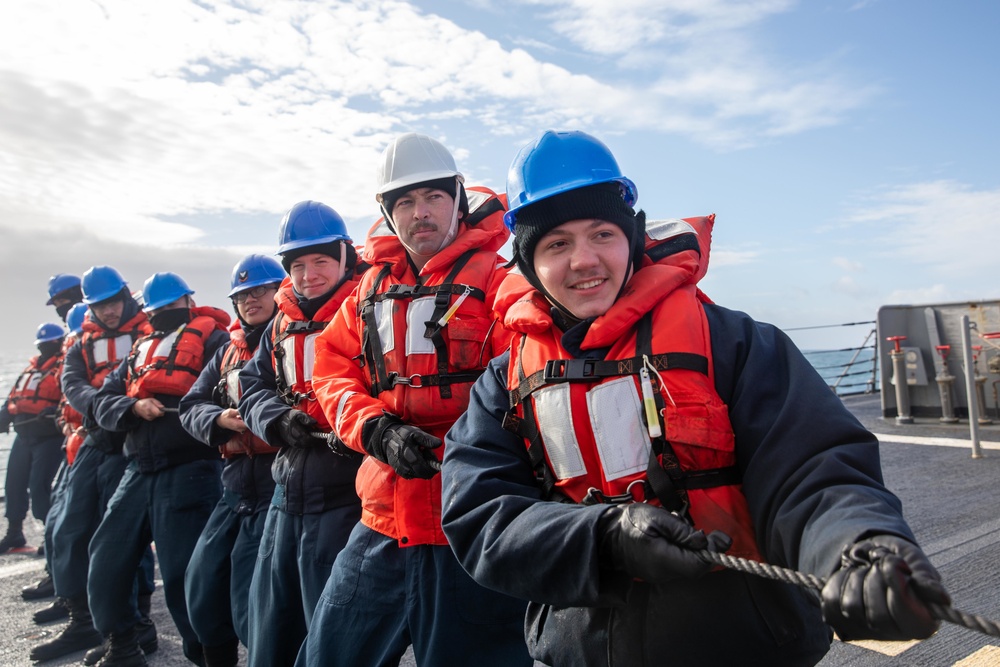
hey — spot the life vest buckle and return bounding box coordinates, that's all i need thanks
[581,480,650,506]
[543,359,596,383]
[391,373,424,388]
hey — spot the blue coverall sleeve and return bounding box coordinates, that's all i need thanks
[238,323,289,447]
[93,358,141,433]
[442,352,629,609]
[179,345,230,447]
[704,304,914,578]
[61,340,100,420]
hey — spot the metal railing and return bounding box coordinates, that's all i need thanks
[793,323,880,396]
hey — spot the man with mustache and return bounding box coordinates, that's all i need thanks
[298,133,531,666]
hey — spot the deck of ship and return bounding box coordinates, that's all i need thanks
[0,393,998,666]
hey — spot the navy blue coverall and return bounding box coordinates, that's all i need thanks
[180,323,276,650]
[442,304,917,667]
[90,327,227,664]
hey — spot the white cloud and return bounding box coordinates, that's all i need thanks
[711,248,759,266]
[885,284,954,305]
[833,256,864,272]
[845,180,1000,279]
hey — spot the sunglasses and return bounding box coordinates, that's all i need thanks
[232,285,276,304]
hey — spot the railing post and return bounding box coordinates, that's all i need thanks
[886,336,913,424]
[960,315,983,458]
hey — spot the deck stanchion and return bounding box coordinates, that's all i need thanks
[971,346,992,425]
[960,315,983,458]
[933,345,960,423]
[886,336,913,424]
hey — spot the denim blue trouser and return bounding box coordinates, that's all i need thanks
[88,458,221,653]
[295,523,532,667]
[51,443,154,602]
[246,501,360,667]
[185,488,268,648]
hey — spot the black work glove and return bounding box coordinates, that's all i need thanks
[821,534,950,641]
[597,503,732,584]
[274,410,327,449]
[363,414,442,480]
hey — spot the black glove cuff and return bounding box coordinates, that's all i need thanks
[362,412,403,461]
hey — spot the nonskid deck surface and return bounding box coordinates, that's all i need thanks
[0,394,996,666]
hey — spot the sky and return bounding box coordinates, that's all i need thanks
[1,0,999,358]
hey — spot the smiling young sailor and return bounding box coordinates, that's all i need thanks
[441,130,951,666]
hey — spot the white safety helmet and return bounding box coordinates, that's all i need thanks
[375,133,464,204]
[375,133,468,254]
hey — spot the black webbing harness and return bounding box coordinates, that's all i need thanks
[272,313,328,406]
[127,324,205,384]
[357,249,487,399]
[502,313,741,513]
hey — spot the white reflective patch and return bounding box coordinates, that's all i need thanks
[280,338,297,386]
[20,372,42,391]
[375,301,395,355]
[93,342,110,366]
[534,384,587,480]
[135,339,156,365]
[466,189,489,212]
[113,335,133,361]
[302,333,319,382]
[646,218,697,241]
[405,296,436,355]
[152,331,179,359]
[224,369,241,405]
[588,377,649,481]
[335,390,356,433]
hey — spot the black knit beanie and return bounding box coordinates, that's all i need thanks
[513,182,643,274]
[380,177,469,221]
[279,241,356,274]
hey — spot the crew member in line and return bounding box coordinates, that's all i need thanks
[26,302,89,638]
[180,254,285,667]
[238,203,364,667]
[0,323,67,557]
[91,272,229,666]
[440,130,951,666]
[299,133,531,666]
[22,274,85,604]
[46,273,84,323]
[33,266,158,665]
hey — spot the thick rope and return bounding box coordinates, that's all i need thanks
[310,431,442,470]
[698,551,1000,638]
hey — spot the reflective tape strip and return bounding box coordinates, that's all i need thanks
[335,391,356,434]
[375,300,394,355]
[302,333,319,382]
[405,296,436,355]
[533,384,587,480]
[587,377,649,481]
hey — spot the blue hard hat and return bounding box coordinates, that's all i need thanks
[66,303,88,335]
[277,201,351,255]
[35,322,66,345]
[45,273,82,305]
[82,265,128,305]
[142,272,194,312]
[228,254,286,297]
[504,130,637,232]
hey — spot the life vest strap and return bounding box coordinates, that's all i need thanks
[509,352,708,407]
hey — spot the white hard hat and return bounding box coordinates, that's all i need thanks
[375,133,464,203]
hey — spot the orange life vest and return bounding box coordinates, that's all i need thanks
[218,325,280,458]
[8,353,63,416]
[126,307,230,399]
[80,311,152,388]
[500,215,762,562]
[58,332,85,464]
[270,278,357,428]
[312,185,513,546]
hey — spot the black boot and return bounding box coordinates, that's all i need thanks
[85,619,157,665]
[0,520,26,553]
[22,572,56,600]
[202,638,238,667]
[29,597,103,661]
[93,626,146,667]
[32,596,70,623]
